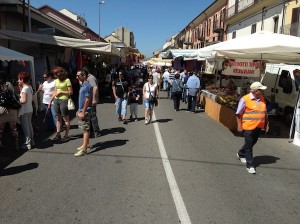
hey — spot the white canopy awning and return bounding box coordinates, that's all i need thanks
[160,49,200,60]
[0,30,118,55]
[0,46,35,89]
[0,46,34,62]
[146,58,172,67]
[214,32,300,64]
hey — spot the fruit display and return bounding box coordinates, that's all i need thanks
[217,95,239,110]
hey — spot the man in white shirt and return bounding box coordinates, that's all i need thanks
[162,69,170,91]
[152,69,161,87]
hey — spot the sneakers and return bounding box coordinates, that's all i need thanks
[237,153,246,164]
[20,144,31,150]
[74,149,87,157]
[76,145,91,151]
[135,118,138,122]
[118,117,122,121]
[145,117,151,125]
[122,120,128,124]
[247,167,256,174]
[60,136,71,142]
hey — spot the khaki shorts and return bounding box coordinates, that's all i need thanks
[78,113,90,132]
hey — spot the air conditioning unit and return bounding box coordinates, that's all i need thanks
[37,28,56,35]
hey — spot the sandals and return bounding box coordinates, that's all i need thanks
[53,134,61,141]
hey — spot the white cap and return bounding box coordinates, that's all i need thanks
[250,81,267,90]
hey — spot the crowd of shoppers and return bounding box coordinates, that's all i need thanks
[1,64,271,174]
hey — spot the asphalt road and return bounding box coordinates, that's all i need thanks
[1,91,300,224]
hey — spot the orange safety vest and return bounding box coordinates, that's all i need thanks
[242,94,266,130]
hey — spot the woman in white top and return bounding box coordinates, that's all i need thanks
[142,75,159,125]
[39,71,56,130]
[18,71,34,150]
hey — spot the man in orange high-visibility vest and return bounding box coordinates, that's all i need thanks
[236,82,269,174]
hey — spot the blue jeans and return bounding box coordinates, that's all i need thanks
[116,97,127,116]
[163,80,169,91]
[182,89,187,103]
[238,129,261,168]
[172,91,182,110]
[44,104,56,129]
[187,95,197,112]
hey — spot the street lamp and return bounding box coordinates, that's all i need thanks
[99,0,105,40]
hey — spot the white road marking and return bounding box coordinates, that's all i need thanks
[152,112,192,224]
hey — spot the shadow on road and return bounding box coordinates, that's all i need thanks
[89,139,129,154]
[101,127,126,136]
[254,155,280,167]
[152,118,173,123]
[0,162,39,176]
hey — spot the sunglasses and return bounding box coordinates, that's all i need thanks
[148,77,153,79]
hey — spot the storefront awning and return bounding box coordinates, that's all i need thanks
[0,30,118,55]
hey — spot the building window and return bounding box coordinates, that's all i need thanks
[251,23,257,34]
[232,31,236,39]
[273,16,279,33]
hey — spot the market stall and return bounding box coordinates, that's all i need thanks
[0,46,35,85]
[0,46,38,113]
[201,32,300,138]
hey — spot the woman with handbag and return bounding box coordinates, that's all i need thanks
[18,72,35,150]
[0,71,19,149]
[142,75,159,125]
[49,66,73,142]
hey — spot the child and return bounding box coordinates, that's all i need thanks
[128,85,140,121]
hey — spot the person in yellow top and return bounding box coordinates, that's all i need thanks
[49,66,73,142]
[236,82,269,174]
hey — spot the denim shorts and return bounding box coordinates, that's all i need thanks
[53,99,69,117]
[78,113,90,132]
[143,99,154,110]
[115,97,128,115]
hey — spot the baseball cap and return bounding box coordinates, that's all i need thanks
[250,81,267,90]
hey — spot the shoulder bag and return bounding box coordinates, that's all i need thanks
[120,79,128,99]
[148,83,157,105]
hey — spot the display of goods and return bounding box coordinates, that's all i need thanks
[218,95,238,110]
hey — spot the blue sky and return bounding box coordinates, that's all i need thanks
[31,0,215,58]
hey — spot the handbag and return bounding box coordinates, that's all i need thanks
[148,83,157,105]
[0,90,21,110]
[68,98,75,110]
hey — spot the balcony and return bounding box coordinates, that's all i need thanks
[197,36,205,41]
[213,21,225,33]
[227,0,256,19]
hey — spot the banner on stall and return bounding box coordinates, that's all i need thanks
[221,59,266,77]
[205,58,215,74]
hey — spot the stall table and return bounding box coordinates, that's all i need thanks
[201,90,237,132]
